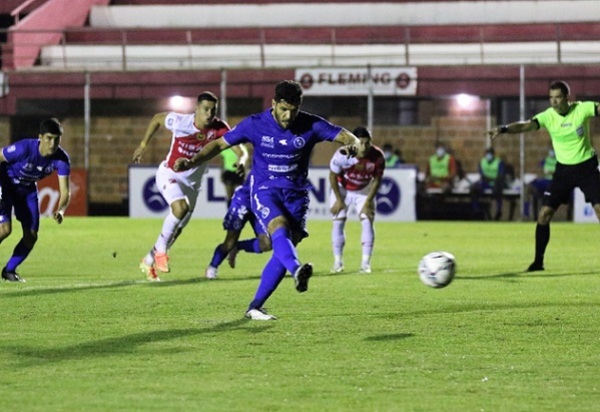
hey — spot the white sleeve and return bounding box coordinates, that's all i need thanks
[164,112,183,132]
[330,150,345,173]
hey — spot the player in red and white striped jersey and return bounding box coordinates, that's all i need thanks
[132,91,230,280]
[329,126,385,274]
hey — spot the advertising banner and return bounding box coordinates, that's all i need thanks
[37,168,88,216]
[129,165,417,221]
[295,67,417,96]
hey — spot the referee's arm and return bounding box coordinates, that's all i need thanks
[488,119,540,141]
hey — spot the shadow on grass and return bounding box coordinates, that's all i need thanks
[0,274,264,298]
[365,333,414,342]
[5,318,272,367]
[464,269,599,281]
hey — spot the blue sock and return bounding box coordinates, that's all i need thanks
[271,227,300,274]
[6,240,33,272]
[238,238,262,253]
[248,256,286,310]
[209,244,229,268]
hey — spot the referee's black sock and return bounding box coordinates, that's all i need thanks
[534,223,550,264]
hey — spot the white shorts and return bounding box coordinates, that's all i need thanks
[155,161,205,211]
[329,185,371,220]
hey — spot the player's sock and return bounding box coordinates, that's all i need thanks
[247,256,286,310]
[6,240,33,272]
[143,249,155,266]
[535,223,550,256]
[155,212,181,253]
[168,211,192,250]
[237,238,262,253]
[534,223,550,264]
[209,244,229,268]
[360,218,374,260]
[271,227,301,274]
[332,219,345,258]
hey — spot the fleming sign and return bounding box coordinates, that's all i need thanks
[296,67,417,96]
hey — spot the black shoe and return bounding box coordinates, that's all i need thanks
[2,267,25,282]
[526,261,545,272]
[293,263,313,293]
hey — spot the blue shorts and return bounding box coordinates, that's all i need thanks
[251,186,309,240]
[223,183,265,236]
[0,182,40,231]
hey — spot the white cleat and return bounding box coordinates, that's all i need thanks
[331,262,344,273]
[360,264,372,274]
[245,308,277,320]
[205,265,218,280]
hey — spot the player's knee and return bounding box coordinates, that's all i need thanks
[171,199,189,219]
[258,235,272,252]
[537,206,554,224]
[0,224,11,240]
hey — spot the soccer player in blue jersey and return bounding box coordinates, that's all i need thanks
[175,80,360,320]
[204,175,271,279]
[0,118,71,282]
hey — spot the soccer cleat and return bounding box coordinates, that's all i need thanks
[245,308,277,321]
[140,261,160,281]
[154,252,170,273]
[1,267,25,282]
[331,262,344,273]
[360,263,372,274]
[205,265,218,280]
[526,261,545,272]
[293,263,313,293]
[227,247,238,269]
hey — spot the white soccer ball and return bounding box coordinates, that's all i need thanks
[418,251,456,288]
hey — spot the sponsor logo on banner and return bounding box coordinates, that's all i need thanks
[143,177,168,212]
[296,67,417,96]
[38,168,88,216]
[376,177,401,215]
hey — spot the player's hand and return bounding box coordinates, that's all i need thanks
[330,200,346,216]
[234,162,246,178]
[53,211,64,224]
[360,201,376,220]
[488,129,500,141]
[345,145,358,158]
[132,146,145,163]
[174,158,191,171]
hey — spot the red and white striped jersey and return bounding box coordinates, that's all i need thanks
[164,112,230,168]
[330,145,385,191]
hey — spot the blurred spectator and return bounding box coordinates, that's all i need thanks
[525,148,557,220]
[470,147,508,220]
[424,142,457,194]
[383,143,402,167]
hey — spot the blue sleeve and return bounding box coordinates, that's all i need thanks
[223,118,251,147]
[313,117,342,142]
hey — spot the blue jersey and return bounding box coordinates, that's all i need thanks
[1,139,70,187]
[223,109,341,190]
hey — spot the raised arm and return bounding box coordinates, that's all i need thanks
[488,119,540,141]
[132,112,168,163]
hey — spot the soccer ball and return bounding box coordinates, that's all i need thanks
[418,251,456,288]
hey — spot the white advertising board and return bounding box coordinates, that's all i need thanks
[295,67,417,96]
[129,165,417,221]
[573,187,598,223]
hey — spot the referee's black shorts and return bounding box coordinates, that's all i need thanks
[543,155,600,209]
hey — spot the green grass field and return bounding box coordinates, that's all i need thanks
[0,217,598,411]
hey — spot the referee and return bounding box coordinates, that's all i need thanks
[489,80,600,272]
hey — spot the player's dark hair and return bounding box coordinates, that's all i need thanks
[352,126,372,139]
[274,80,303,105]
[197,91,218,104]
[549,81,570,96]
[40,118,63,136]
